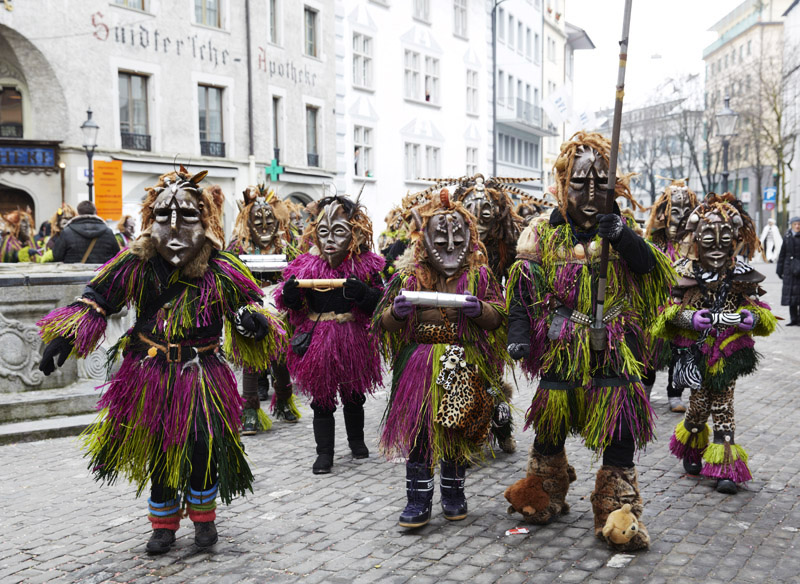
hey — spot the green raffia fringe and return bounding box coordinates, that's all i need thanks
[257,408,273,431]
[280,394,303,420]
[582,382,654,453]
[674,420,710,449]
[749,306,777,336]
[702,442,748,466]
[224,305,287,370]
[527,387,587,444]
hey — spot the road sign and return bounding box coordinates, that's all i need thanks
[763,186,777,204]
[765,202,775,211]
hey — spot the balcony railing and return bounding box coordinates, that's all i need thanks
[514,98,545,127]
[0,124,23,139]
[307,152,319,167]
[201,140,226,157]
[120,132,151,151]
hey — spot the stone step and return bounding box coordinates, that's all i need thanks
[0,413,97,445]
[0,382,100,424]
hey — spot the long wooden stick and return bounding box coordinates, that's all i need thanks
[591,0,633,352]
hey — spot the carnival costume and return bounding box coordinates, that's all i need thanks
[654,192,776,494]
[375,189,508,528]
[505,132,674,551]
[115,214,136,249]
[227,185,302,433]
[1,209,39,262]
[643,179,699,413]
[37,170,286,554]
[275,195,384,474]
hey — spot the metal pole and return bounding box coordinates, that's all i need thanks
[59,163,65,205]
[86,148,95,203]
[591,0,633,351]
[722,139,729,193]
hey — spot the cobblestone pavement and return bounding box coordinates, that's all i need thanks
[2,264,799,584]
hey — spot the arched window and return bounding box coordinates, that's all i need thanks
[0,86,23,138]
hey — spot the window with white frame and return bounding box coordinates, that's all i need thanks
[507,75,514,107]
[195,0,220,27]
[424,56,440,103]
[466,146,477,176]
[269,0,279,44]
[454,0,467,37]
[508,15,514,47]
[115,0,147,10]
[535,32,541,62]
[306,105,319,166]
[413,0,430,22]
[498,70,505,103]
[304,6,318,57]
[405,142,421,180]
[425,145,440,175]
[354,125,373,177]
[466,69,478,114]
[272,96,282,155]
[198,84,224,156]
[548,37,556,62]
[517,22,523,53]
[526,28,532,60]
[404,50,421,99]
[498,8,505,41]
[119,72,149,138]
[353,32,373,88]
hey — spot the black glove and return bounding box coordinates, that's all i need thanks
[343,277,368,303]
[507,343,530,360]
[238,309,270,341]
[282,276,303,310]
[597,213,625,244]
[39,336,73,376]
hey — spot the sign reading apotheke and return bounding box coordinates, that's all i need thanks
[94,160,123,221]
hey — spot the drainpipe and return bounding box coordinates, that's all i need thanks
[245,0,256,184]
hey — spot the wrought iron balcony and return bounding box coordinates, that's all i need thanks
[201,140,226,157]
[120,132,151,151]
[0,124,23,138]
[307,153,319,167]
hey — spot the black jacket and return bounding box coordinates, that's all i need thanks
[52,215,120,264]
[777,230,800,306]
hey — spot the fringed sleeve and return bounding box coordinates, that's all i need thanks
[214,251,288,368]
[38,249,139,357]
[632,243,677,329]
[372,272,412,360]
[506,259,547,378]
[746,304,777,337]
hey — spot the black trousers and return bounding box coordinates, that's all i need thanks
[150,437,217,503]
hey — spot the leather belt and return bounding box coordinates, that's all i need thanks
[137,333,219,363]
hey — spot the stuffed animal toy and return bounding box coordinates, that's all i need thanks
[601,503,639,544]
[503,475,552,521]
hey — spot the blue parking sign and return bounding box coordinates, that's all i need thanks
[763,187,777,203]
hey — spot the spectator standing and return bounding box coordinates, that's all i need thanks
[777,216,800,326]
[52,201,120,264]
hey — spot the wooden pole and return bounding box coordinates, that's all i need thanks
[591,0,633,351]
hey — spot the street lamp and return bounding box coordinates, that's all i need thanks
[491,0,508,176]
[715,95,738,193]
[80,108,99,202]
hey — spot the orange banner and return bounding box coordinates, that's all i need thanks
[94,160,123,220]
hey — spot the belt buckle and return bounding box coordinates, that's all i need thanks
[167,343,181,363]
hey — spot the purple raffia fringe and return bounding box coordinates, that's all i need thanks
[274,251,384,409]
[669,433,703,464]
[701,459,753,483]
[380,345,433,457]
[37,303,107,357]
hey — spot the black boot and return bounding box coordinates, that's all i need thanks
[274,396,299,423]
[440,460,468,521]
[398,462,434,528]
[683,458,702,475]
[146,529,176,554]
[312,416,335,474]
[257,372,270,401]
[343,400,369,459]
[194,521,218,548]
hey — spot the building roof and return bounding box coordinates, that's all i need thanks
[784,0,800,15]
[565,22,595,50]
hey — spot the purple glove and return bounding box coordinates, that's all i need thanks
[462,295,482,318]
[691,309,713,331]
[738,309,755,331]
[392,294,414,319]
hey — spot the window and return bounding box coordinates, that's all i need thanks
[306,105,319,166]
[466,69,478,114]
[194,0,220,28]
[269,0,279,44]
[304,7,318,57]
[198,85,224,157]
[747,40,752,55]
[0,86,23,138]
[526,28,532,60]
[272,96,281,157]
[119,72,149,150]
[454,0,467,36]
[115,0,147,10]
[424,56,440,103]
[353,33,373,88]
[498,70,505,103]
[413,0,430,22]
[405,142,421,179]
[507,75,514,106]
[425,146,440,175]
[739,45,744,61]
[354,125,373,177]
[498,133,504,160]
[534,33,540,62]
[517,22,523,53]
[466,147,477,176]
[547,37,556,62]
[508,15,514,47]
[498,8,505,41]
[404,50,421,99]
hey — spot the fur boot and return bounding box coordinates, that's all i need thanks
[591,465,650,551]
[505,447,576,524]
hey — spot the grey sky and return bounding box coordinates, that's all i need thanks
[568,0,743,114]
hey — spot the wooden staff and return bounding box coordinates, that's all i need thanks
[296,279,346,289]
[592,0,633,352]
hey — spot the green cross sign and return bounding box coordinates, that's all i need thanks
[265,159,284,182]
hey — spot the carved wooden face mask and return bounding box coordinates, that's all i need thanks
[462,176,494,241]
[696,218,735,273]
[249,201,278,249]
[567,146,609,231]
[666,186,692,240]
[123,217,136,236]
[316,202,353,268]
[150,187,206,268]
[57,208,74,230]
[424,211,470,278]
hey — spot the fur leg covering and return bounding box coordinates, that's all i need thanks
[591,466,650,551]
[504,447,576,524]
